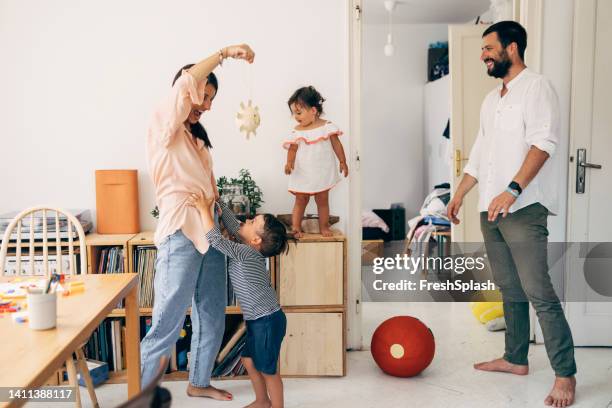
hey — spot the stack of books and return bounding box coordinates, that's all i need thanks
[132,245,157,308]
[97,247,124,273]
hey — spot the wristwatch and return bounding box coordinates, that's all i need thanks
[508,181,522,195]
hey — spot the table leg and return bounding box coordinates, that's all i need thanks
[124,284,141,397]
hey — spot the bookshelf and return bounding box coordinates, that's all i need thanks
[85,230,346,381]
[85,231,279,382]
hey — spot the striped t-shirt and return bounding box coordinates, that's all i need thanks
[205,202,280,321]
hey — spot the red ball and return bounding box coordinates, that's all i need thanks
[370,316,435,377]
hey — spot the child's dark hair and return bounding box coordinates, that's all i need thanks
[258,214,289,257]
[172,64,218,149]
[288,86,325,115]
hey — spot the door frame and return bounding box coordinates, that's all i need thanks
[519,0,544,73]
[347,0,363,350]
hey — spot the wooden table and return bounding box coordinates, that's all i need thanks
[0,274,140,407]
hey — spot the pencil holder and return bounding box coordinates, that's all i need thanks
[27,291,57,330]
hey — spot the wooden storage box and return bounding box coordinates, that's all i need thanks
[279,312,344,376]
[278,241,343,306]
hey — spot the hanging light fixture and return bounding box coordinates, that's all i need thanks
[384,0,396,56]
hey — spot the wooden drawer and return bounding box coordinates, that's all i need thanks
[278,242,343,306]
[280,312,344,376]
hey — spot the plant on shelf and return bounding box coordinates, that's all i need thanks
[217,169,263,218]
[151,169,263,219]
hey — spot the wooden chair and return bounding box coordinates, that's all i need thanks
[0,207,99,408]
[115,356,171,408]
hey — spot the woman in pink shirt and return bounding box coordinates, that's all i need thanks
[142,44,255,401]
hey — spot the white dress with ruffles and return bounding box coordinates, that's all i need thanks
[282,121,343,194]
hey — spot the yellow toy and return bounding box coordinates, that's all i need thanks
[470,301,505,331]
[236,100,260,139]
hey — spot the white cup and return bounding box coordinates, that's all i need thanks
[27,291,57,330]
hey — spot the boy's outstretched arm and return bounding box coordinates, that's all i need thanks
[217,201,243,241]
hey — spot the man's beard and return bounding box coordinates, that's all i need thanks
[486,51,512,78]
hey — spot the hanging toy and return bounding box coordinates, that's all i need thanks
[236,99,260,139]
[235,64,260,139]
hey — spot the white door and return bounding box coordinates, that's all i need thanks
[448,24,498,242]
[565,0,612,346]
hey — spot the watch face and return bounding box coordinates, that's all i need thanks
[509,182,522,194]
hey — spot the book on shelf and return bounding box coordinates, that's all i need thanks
[212,335,246,377]
[216,321,246,363]
[111,320,123,371]
[87,315,249,380]
[97,246,124,274]
[132,245,156,308]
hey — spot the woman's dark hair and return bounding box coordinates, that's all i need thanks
[172,64,218,149]
[482,21,527,61]
[287,86,325,115]
[258,214,290,257]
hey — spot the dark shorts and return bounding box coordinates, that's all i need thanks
[242,309,287,375]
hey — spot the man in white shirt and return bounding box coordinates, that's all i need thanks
[447,21,576,407]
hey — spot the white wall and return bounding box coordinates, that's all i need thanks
[0,0,350,232]
[361,23,448,216]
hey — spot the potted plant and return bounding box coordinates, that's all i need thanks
[217,169,263,218]
[151,169,263,219]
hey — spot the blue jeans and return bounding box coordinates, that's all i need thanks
[140,229,227,387]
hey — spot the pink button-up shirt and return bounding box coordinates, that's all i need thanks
[146,71,215,254]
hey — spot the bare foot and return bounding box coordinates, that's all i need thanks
[320,227,333,237]
[473,358,529,375]
[244,399,272,408]
[186,384,233,401]
[291,229,304,239]
[544,376,576,407]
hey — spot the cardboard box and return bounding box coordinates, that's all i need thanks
[95,169,140,234]
[361,239,384,265]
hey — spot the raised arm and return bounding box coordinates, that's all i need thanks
[218,201,243,240]
[155,45,255,147]
[188,44,255,85]
[187,193,250,261]
[205,226,252,262]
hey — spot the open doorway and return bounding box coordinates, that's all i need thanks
[359,0,490,306]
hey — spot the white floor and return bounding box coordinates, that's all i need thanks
[37,302,612,408]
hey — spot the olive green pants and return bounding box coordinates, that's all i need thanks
[480,203,576,377]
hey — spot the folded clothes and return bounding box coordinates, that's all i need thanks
[423,216,451,227]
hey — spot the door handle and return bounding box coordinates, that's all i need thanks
[576,148,602,194]
[578,161,602,169]
[454,149,468,177]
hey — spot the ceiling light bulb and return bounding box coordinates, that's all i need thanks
[384,0,396,12]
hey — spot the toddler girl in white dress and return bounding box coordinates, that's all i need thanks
[283,86,349,237]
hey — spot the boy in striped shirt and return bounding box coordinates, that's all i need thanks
[187,192,289,408]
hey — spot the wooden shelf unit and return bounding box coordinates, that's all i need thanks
[85,231,280,382]
[85,232,134,274]
[85,230,347,381]
[277,231,347,376]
